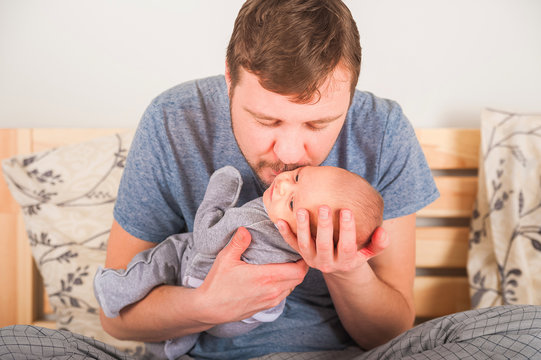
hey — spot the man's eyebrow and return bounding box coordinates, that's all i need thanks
[244,107,343,124]
[307,114,344,125]
[244,107,276,121]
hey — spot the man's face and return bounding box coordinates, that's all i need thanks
[227,66,351,187]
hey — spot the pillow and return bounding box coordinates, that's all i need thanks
[468,109,541,308]
[1,131,144,356]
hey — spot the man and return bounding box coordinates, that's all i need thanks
[101,0,437,358]
[3,1,540,359]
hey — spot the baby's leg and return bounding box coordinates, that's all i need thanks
[94,234,189,318]
[164,333,200,360]
[206,321,260,338]
[207,299,286,338]
[247,299,286,323]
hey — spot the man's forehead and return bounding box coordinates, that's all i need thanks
[235,68,351,116]
[236,64,351,95]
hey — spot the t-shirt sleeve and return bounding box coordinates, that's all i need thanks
[376,104,439,220]
[113,101,185,242]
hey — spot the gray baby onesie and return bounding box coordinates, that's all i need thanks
[94,166,300,359]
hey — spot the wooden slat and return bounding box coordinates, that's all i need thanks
[0,212,18,327]
[414,276,470,318]
[417,129,480,170]
[418,176,477,218]
[414,129,477,320]
[0,129,34,326]
[416,227,469,268]
[14,130,36,325]
[0,129,19,326]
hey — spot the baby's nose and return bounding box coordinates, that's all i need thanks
[276,178,292,196]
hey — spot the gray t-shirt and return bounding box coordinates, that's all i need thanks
[114,75,439,359]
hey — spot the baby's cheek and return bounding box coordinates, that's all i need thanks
[276,217,297,236]
[268,213,279,225]
[289,221,298,235]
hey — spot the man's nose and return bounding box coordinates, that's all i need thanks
[273,132,306,165]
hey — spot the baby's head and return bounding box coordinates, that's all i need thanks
[263,166,383,249]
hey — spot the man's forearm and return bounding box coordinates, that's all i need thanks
[101,239,309,342]
[324,262,415,350]
[100,284,214,342]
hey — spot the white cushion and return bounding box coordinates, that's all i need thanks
[468,109,541,308]
[2,131,144,355]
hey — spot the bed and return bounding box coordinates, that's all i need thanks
[1,111,539,355]
[0,126,475,324]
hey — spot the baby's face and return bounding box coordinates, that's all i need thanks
[263,166,339,234]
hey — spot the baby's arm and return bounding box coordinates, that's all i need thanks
[191,166,244,254]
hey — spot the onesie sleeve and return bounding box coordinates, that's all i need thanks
[193,166,242,234]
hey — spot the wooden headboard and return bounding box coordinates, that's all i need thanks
[0,128,479,327]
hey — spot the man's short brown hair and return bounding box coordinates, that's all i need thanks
[226,0,362,103]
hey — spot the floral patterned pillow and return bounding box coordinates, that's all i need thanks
[1,131,144,356]
[468,109,541,308]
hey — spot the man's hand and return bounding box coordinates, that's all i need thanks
[277,206,389,275]
[196,227,309,325]
[278,210,415,349]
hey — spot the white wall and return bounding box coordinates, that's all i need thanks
[1,0,540,128]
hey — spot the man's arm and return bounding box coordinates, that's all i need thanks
[100,221,308,342]
[277,209,416,350]
[323,214,416,349]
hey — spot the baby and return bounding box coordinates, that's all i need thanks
[263,165,383,249]
[94,165,383,359]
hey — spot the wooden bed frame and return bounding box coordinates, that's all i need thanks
[0,128,479,328]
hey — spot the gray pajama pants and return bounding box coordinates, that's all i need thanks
[2,305,541,359]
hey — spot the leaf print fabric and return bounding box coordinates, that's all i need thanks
[1,131,144,356]
[468,109,541,308]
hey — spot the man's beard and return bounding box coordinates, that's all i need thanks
[250,160,306,187]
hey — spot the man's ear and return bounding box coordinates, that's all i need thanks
[225,61,232,97]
